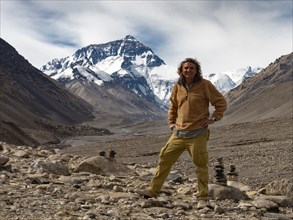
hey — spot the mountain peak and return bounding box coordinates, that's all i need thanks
[41,35,166,78]
[123,35,138,42]
[40,36,169,112]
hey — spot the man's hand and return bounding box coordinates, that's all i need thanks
[169,123,176,131]
[200,118,215,128]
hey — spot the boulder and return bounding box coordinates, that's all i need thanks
[75,156,132,175]
[208,183,249,201]
[31,160,70,176]
[255,194,293,207]
[252,199,279,212]
[264,178,293,200]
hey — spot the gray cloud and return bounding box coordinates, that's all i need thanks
[1,0,292,72]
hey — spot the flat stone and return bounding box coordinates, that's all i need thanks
[31,160,70,176]
[227,180,251,192]
[264,178,293,200]
[256,194,293,207]
[252,199,279,212]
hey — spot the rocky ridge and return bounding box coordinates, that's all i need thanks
[0,142,292,220]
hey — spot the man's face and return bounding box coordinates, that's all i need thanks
[182,62,197,82]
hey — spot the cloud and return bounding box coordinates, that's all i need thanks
[1,0,292,72]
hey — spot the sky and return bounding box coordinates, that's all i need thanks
[1,0,292,73]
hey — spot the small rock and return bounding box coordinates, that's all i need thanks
[0,156,9,165]
[214,205,225,214]
[14,150,30,158]
[113,185,124,192]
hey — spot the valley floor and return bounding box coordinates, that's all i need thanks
[61,116,293,190]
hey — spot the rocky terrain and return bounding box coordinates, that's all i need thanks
[0,116,292,220]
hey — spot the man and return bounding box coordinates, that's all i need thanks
[138,58,227,209]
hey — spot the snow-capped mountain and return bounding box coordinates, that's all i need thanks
[204,72,236,94]
[221,66,263,87]
[204,66,263,94]
[41,35,262,114]
[41,35,178,111]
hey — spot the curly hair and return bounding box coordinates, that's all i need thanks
[177,58,203,83]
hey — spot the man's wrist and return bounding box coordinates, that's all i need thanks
[211,117,217,122]
[169,123,176,131]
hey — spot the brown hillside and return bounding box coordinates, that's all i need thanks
[222,52,293,124]
[0,38,97,145]
[66,80,166,120]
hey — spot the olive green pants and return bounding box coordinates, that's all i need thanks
[148,129,210,200]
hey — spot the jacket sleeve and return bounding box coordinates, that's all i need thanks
[205,81,227,121]
[168,83,178,124]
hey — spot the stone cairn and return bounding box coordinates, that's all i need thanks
[109,150,116,159]
[213,157,227,186]
[98,150,116,160]
[226,164,239,181]
[99,151,106,156]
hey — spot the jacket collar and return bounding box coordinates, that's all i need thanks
[178,76,202,87]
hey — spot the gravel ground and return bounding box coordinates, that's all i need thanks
[1,116,292,220]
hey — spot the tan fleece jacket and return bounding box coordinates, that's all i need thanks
[168,79,227,131]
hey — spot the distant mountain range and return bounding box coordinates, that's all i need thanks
[0,36,292,146]
[204,66,263,94]
[40,35,262,112]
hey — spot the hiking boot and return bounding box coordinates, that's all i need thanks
[197,200,209,209]
[137,190,155,199]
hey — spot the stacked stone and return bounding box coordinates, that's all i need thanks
[109,150,116,159]
[98,150,116,159]
[99,151,106,156]
[226,164,239,181]
[213,157,227,186]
